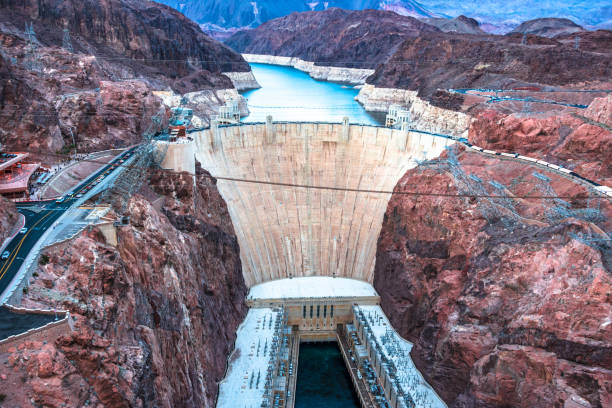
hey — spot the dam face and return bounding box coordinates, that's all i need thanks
[194,122,454,287]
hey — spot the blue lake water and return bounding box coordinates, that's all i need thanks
[241,63,382,125]
[295,342,360,408]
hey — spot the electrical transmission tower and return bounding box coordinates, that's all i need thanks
[62,28,74,53]
[531,171,602,223]
[23,22,42,72]
[445,147,520,227]
[96,107,169,217]
[575,36,580,50]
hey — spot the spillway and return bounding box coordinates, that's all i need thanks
[193,122,454,287]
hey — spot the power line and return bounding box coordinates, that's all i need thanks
[14,148,610,201]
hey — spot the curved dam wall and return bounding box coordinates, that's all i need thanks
[193,123,454,287]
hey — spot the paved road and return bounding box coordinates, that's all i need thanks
[0,147,137,300]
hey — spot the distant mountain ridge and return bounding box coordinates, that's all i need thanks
[510,18,585,38]
[155,0,612,33]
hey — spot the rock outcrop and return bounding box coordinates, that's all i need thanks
[0,167,248,407]
[374,149,612,408]
[0,196,19,244]
[367,31,612,100]
[356,84,472,135]
[423,15,485,34]
[469,95,612,185]
[510,17,585,38]
[0,0,252,161]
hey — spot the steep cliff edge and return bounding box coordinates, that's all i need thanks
[0,167,248,407]
[374,151,611,408]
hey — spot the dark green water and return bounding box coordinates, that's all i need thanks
[295,342,360,408]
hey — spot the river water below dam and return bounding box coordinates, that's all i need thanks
[241,63,383,125]
[295,342,360,408]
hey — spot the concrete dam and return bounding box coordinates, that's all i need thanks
[192,121,454,287]
[161,121,453,407]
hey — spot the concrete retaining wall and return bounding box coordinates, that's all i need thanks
[0,306,71,353]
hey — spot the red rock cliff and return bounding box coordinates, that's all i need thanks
[374,149,611,408]
[469,95,612,186]
[0,195,19,244]
[0,166,248,407]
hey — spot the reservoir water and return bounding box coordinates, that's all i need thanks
[241,63,382,125]
[295,342,360,408]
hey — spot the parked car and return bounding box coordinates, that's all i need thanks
[19,227,28,234]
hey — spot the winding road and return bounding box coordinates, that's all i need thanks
[0,147,137,303]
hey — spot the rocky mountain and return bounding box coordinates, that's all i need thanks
[158,0,612,34]
[227,9,611,94]
[1,165,248,407]
[226,8,439,69]
[157,0,438,30]
[366,30,612,98]
[374,147,612,408]
[418,0,612,33]
[510,17,585,38]
[0,0,251,161]
[423,15,484,34]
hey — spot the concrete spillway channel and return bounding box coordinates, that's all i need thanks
[161,122,454,407]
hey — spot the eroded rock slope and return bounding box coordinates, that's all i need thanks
[374,149,612,408]
[0,0,251,160]
[0,167,247,407]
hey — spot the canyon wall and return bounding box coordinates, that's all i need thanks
[374,149,612,408]
[194,123,455,287]
[0,0,252,160]
[0,168,248,408]
[469,95,612,186]
[356,84,473,137]
[222,71,261,91]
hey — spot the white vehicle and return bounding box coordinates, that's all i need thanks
[1,251,9,260]
[19,227,28,234]
[56,196,65,203]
